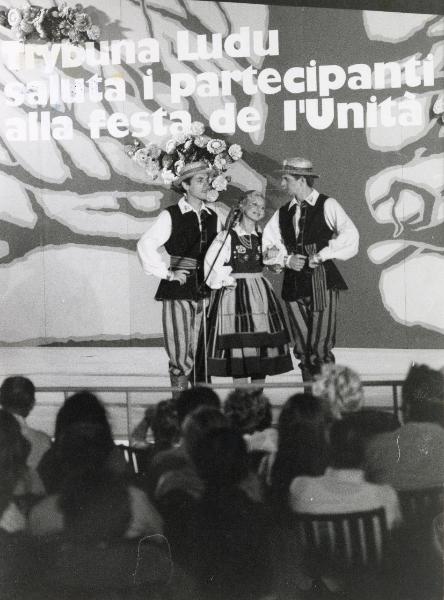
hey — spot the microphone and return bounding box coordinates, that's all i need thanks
[224,207,241,230]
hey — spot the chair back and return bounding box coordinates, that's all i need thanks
[293,508,389,570]
[117,444,150,476]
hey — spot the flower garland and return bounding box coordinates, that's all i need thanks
[124,122,243,202]
[0,1,100,43]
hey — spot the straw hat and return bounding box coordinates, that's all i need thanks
[276,157,319,178]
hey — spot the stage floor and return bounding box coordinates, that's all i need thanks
[1,346,443,438]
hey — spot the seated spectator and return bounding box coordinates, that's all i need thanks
[131,398,180,451]
[365,364,444,490]
[0,410,36,600]
[0,410,30,534]
[38,390,127,494]
[155,405,228,502]
[270,393,331,512]
[290,412,401,529]
[175,385,221,425]
[312,364,364,418]
[188,428,275,600]
[224,389,277,463]
[29,465,163,540]
[0,376,51,495]
[146,386,221,495]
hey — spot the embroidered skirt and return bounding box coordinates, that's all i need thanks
[205,273,293,378]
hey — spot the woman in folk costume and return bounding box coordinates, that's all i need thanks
[129,122,243,396]
[204,191,293,384]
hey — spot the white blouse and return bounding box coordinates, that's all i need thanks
[204,224,260,289]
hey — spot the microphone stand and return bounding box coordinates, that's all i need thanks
[196,207,240,384]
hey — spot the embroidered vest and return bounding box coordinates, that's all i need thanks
[229,230,263,274]
[278,194,347,300]
[155,204,218,301]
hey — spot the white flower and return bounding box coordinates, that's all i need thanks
[228,144,242,160]
[134,147,151,165]
[194,135,209,148]
[165,139,177,154]
[12,26,26,41]
[174,132,188,145]
[212,175,228,192]
[68,28,82,43]
[8,8,23,28]
[161,169,176,185]
[19,20,35,34]
[174,159,185,174]
[214,154,227,171]
[184,138,193,150]
[206,189,219,202]
[145,162,160,180]
[124,144,136,158]
[74,12,92,32]
[190,121,205,136]
[145,142,162,159]
[207,138,226,155]
[86,25,100,41]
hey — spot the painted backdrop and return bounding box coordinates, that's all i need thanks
[0,0,442,349]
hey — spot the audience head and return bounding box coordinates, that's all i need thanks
[0,409,30,516]
[54,390,112,441]
[271,393,330,505]
[357,408,400,436]
[402,364,444,426]
[330,412,375,469]
[45,391,116,492]
[174,386,220,425]
[0,376,36,418]
[312,364,364,418]
[150,400,180,449]
[193,427,250,490]
[182,405,227,458]
[59,468,131,542]
[56,420,115,472]
[224,389,272,434]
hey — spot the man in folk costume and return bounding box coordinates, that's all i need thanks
[263,157,359,382]
[131,124,242,395]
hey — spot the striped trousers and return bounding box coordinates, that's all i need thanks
[286,289,339,380]
[162,299,206,378]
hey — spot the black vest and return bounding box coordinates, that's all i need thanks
[278,194,347,300]
[229,230,263,274]
[155,204,218,301]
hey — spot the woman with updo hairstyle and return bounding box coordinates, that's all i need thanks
[203,190,293,385]
[311,364,364,419]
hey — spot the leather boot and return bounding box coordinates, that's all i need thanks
[170,374,189,399]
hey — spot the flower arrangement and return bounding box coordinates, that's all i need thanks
[124,121,242,202]
[0,1,100,43]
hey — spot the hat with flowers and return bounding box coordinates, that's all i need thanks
[124,122,242,202]
[0,1,100,44]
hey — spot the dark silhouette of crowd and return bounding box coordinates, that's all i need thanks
[0,364,443,599]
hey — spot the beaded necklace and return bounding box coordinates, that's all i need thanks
[237,218,256,250]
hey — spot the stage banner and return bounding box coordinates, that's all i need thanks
[0,0,442,348]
